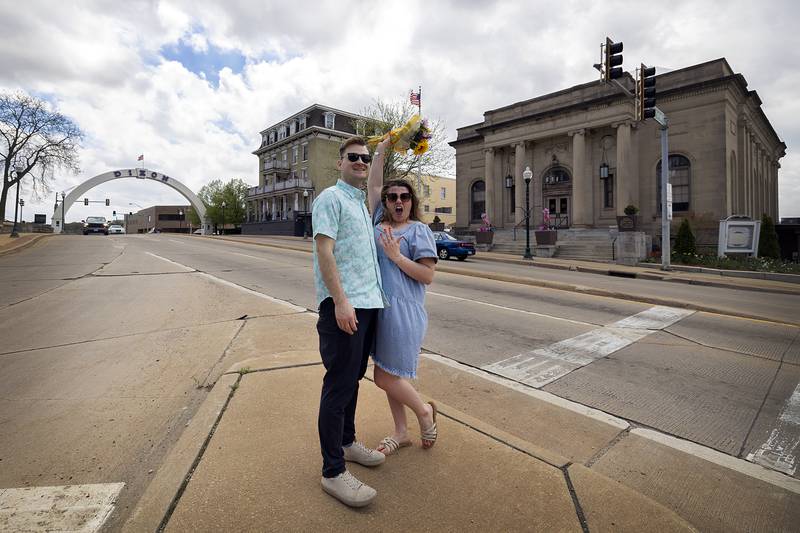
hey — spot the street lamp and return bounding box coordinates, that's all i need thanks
[61,192,65,233]
[523,166,533,260]
[221,201,226,235]
[178,208,184,233]
[9,164,24,238]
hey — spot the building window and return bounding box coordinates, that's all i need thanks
[282,150,287,162]
[471,180,485,222]
[424,204,430,213]
[292,146,298,164]
[602,173,614,208]
[423,185,431,197]
[440,187,446,200]
[299,116,307,129]
[656,154,691,212]
[302,143,308,161]
[289,121,296,136]
[268,131,275,144]
[302,168,308,180]
[324,112,336,129]
[543,166,571,186]
[434,207,452,214]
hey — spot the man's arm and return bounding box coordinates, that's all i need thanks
[368,137,392,215]
[315,234,358,335]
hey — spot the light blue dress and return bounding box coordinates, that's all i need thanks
[372,206,437,378]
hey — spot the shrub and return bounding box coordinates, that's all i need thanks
[433,215,441,224]
[624,204,639,215]
[758,214,780,259]
[673,218,696,257]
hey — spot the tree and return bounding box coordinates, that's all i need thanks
[1,91,83,223]
[197,178,249,232]
[358,97,454,196]
[758,214,780,259]
[673,218,696,258]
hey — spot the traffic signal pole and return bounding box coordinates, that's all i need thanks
[658,114,671,270]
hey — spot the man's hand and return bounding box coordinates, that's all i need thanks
[334,298,358,335]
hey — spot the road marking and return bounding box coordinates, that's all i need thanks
[427,291,598,327]
[145,252,196,271]
[194,272,307,312]
[231,252,263,260]
[0,482,124,532]
[421,352,629,429]
[169,239,188,245]
[482,306,695,388]
[747,383,800,476]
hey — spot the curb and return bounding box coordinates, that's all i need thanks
[0,233,53,256]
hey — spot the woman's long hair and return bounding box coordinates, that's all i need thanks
[379,178,422,225]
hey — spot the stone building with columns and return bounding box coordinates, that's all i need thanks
[450,58,786,248]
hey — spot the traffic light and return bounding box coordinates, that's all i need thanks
[604,37,623,81]
[113,210,116,217]
[84,198,88,205]
[105,198,110,206]
[637,64,657,120]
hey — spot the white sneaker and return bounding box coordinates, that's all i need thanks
[343,441,385,466]
[321,470,377,507]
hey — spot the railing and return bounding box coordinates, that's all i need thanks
[246,178,314,197]
[263,160,290,171]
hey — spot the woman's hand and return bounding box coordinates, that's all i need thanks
[379,226,404,263]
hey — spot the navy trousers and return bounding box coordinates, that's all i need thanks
[317,298,378,478]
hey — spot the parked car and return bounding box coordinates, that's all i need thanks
[432,231,476,261]
[83,216,108,235]
[108,224,126,234]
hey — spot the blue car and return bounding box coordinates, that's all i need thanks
[433,231,476,261]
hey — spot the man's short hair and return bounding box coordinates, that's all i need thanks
[339,136,368,158]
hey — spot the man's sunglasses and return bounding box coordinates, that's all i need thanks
[345,153,372,164]
[385,192,412,202]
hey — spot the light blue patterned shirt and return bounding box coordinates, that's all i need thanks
[312,179,385,309]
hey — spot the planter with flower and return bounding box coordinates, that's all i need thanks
[534,208,558,245]
[617,204,640,232]
[475,213,494,244]
[429,215,445,232]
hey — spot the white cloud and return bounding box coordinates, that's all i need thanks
[2,0,798,224]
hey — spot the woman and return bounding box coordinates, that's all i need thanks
[367,138,438,455]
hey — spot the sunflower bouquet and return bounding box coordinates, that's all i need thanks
[368,114,432,156]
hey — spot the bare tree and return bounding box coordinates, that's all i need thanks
[358,97,454,190]
[1,91,83,223]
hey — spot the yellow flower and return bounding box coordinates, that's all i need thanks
[413,139,429,155]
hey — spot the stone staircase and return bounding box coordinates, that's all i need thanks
[554,229,616,262]
[477,228,617,262]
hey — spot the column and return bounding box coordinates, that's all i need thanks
[570,129,589,227]
[271,198,276,220]
[773,162,781,220]
[484,148,495,225]
[615,122,633,216]
[514,142,526,225]
[294,192,299,212]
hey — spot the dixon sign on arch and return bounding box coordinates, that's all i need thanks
[51,168,210,234]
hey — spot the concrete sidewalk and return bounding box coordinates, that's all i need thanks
[124,311,799,532]
[0,232,52,256]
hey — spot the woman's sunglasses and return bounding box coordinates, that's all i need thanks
[345,153,372,164]
[385,192,412,202]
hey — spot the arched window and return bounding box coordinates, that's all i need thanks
[470,180,485,222]
[656,155,691,212]
[543,166,571,186]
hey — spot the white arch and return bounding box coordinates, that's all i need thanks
[51,168,210,234]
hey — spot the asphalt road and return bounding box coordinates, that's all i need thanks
[1,234,798,528]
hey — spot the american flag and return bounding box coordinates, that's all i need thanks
[137,154,144,161]
[409,90,420,106]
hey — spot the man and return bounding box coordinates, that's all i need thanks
[312,136,389,507]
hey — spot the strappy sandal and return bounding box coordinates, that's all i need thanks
[421,401,438,449]
[376,436,412,456]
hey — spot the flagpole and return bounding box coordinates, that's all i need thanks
[416,85,422,200]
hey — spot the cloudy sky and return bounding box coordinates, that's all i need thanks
[1,0,797,223]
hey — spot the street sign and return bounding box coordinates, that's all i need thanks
[666,183,673,221]
[654,107,667,126]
